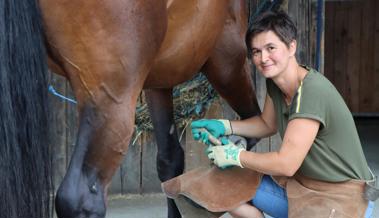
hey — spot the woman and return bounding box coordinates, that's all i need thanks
[191,11,376,218]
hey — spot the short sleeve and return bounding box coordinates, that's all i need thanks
[288,79,327,128]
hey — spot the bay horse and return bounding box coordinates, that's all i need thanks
[0,0,275,217]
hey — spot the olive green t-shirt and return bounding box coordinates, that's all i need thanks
[266,67,372,182]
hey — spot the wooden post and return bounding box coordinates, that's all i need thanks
[279,0,289,12]
[48,72,78,191]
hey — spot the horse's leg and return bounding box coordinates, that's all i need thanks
[145,88,184,218]
[202,1,261,150]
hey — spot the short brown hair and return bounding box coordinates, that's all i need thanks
[246,11,297,57]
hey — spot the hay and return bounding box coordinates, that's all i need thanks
[134,73,218,133]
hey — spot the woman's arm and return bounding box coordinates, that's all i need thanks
[239,117,320,176]
[231,94,277,138]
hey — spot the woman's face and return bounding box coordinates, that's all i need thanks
[250,30,296,79]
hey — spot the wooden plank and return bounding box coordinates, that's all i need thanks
[359,0,375,112]
[108,167,123,195]
[311,0,325,73]
[346,2,362,112]
[324,2,336,82]
[48,72,69,191]
[141,133,162,193]
[279,0,289,12]
[310,1,317,69]
[289,0,311,65]
[121,138,142,194]
[63,78,78,167]
[374,0,379,112]
[288,1,298,28]
[319,0,325,74]
[288,1,300,62]
[302,0,311,65]
[109,135,142,195]
[333,3,349,101]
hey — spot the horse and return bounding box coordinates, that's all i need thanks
[0,0,283,217]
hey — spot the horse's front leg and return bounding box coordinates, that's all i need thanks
[45,1,169,217]
[55,84,142,218]
[145,88,184,218]
[202,1,261,150]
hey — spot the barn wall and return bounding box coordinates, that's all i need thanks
[324,0,379,113]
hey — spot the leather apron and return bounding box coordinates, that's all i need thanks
[280,174,369,218]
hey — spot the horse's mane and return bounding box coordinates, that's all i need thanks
[0,0,52,218]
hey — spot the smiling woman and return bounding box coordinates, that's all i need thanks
[250,31,298,81]
[191,10,376,218]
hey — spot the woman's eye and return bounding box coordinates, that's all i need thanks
[252,50,260,55]
[268,46,276,51]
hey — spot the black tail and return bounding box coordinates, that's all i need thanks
[0,0,52,218]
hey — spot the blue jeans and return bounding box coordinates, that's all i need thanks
[251,175,288,218]
[251,175,375,218]
[365,201,375,218]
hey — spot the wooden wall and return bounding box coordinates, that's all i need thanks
[324,0,379,113]
[49,0,319,195]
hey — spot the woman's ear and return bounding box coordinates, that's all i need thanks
[289,40,297,57]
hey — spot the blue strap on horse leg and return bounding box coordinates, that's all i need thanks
[48,85,77,104]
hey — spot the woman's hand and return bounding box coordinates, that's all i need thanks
[191,119,232,144]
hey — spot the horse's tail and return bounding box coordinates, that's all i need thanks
[0,1,52,218]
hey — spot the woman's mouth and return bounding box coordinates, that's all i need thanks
[261,64,273,71]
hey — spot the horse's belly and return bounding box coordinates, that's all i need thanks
[144,53,205,88]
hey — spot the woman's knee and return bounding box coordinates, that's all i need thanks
[229,203,264,218]
[251,175,288,218]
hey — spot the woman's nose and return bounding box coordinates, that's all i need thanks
[261,50,269,63]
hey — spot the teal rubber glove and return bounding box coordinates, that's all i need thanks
[191,129,230,145]
[191,119,232,144]
[206,140,245,169]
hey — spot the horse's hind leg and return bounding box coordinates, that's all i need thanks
[145,88,184,218]
[202,10,261,149]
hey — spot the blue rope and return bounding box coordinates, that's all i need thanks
[48,85,77,104]
[315,0,323,71]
